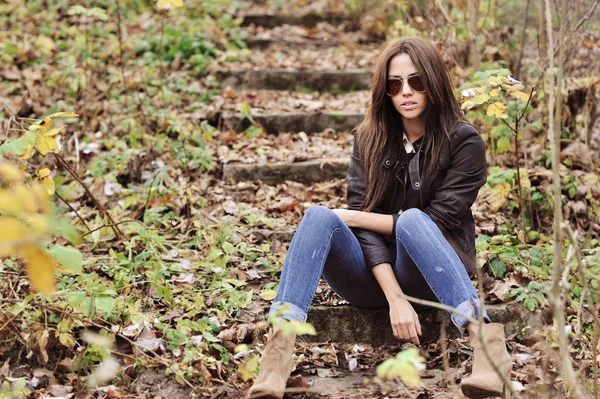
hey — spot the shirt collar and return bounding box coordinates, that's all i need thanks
[402,132,416,154]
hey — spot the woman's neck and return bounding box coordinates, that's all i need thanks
[402,117,425,143]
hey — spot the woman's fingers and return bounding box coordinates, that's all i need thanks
[413,311,422,336]
[394,321,420,345]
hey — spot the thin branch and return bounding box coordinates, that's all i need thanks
[401,293,520,399]
[545,0,588,396]
[571,0,598,35]
[55,190,91,232]
[515,0,531,79]
[52,153,122,238]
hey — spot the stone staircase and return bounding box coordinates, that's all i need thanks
[205,2,535,347]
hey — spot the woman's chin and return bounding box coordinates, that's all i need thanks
[398,110,425,121]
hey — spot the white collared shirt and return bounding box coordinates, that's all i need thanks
[402,132,416,154]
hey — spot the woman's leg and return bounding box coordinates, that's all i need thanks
[270,205,388,321]
[393,208,511,398]
[252,205,386,399]
[393,208,490,332]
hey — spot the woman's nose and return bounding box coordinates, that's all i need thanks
[401,79,413,95]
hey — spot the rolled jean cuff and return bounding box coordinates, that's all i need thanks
[269,301,307,322]
[451,298,491,334]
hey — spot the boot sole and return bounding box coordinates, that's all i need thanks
[247,389,281,399]
[461,384,503,399]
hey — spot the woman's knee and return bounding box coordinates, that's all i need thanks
[396,208,426,233]
[303,205,338,225]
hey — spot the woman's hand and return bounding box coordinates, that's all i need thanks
[388,295,422,345]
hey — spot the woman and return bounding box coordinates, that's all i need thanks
[248,37,512,399]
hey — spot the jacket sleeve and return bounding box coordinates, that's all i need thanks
[425,124,487,230]
[347,139,392,269]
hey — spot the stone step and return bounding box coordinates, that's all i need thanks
[223,157,349,185]
[241,23,375,50]
[245,37,339,50]
[239,11,352,29]
[220,111,364,134]
[215,68,372,92]
[305,302,541,346]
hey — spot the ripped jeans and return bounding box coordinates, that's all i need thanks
[270,206,490,332]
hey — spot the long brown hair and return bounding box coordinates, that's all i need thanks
[356,37,465,211]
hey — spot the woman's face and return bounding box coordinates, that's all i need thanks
[387,53,427,122]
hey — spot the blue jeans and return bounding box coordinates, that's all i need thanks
[270,206,489,332]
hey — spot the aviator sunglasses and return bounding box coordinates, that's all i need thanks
[386,74,426,96]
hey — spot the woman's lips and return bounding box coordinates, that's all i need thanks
[401,103,418,110]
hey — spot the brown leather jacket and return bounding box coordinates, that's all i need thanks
[346,123,487,275]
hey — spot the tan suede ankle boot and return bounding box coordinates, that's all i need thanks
[247,326,296,399]
[461,323,513,399]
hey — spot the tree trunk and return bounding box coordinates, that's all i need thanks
[546,0,588,396]
[467,0,480,70]
[538,0,547,65]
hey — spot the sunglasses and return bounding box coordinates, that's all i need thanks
[386,74,426,96]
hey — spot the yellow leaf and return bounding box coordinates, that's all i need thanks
[34,35,56,56]
[489,102,508,119]
[489,182,512,212]
[239,353,259,382]
[0,191,24,214]
[42,177,55,195]
[0,163,24,183]
[0,217,29,257]
[489,88,499,97]
[30,118,54,132]
[261,289,277,301]
[30,183,50,215]
[25,214,50,235]
[46,112,79,119]
[495,107,508,118]
[461,99,475,111]
[511,91,530,102]
[36,128,62,155]
[19,245,55,294]
[38,168,51,179]
[157,0,183,10]
[19,144,34,160]
[13,184,37,213]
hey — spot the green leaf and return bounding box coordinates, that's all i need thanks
[207,247,223,261]
[222,241,234,254]
[490,260,507,277]
[280,320,317,336]
[49,245,83,274]
[377,348,425,386]
[475,93,491,105]
[95,296,116,313]
[496,137,511,153]
[0,130,36,157]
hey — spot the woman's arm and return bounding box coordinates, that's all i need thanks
[332,209,393,236]
[372,262,422,345]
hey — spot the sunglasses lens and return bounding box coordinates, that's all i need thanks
[387,79,402,96]
[407,75,425,92]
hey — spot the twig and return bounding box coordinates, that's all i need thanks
[140,172,159,221]
[52,153,122,238]
[545,0,588,396]
[401,293,520,399]
[515,0,531,80]
[571,0,598,37]
[115,0,129,108]
[54,190,91,232]
[180,135,193,233]
[562,223,600,360]
[81,219,173,238]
